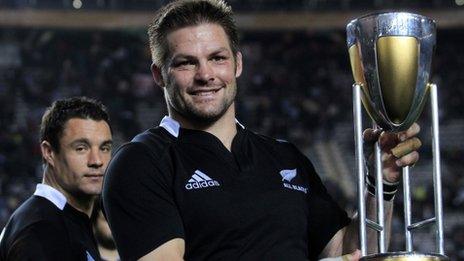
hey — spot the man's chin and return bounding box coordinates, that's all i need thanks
[178,104,228,124]
[188,111,224,125]
[79,187,102,197]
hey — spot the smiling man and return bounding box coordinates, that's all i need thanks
[0,97,112,261]
[102,1,420,260]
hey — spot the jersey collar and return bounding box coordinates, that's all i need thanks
[159,115,245,138]
[160,116,181,138]
[34,183,67,210]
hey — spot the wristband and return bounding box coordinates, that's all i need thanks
[366,174,399,201]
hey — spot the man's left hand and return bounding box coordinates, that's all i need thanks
[363,123,421,183]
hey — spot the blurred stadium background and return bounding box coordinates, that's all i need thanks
[0,0,463,258]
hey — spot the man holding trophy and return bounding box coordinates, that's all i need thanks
[102,1,435,260]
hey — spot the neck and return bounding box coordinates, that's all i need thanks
[43,168,95,217]
[171,104,237,151]
[65,193,95,217]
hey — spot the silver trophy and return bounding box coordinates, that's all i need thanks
[346,12,448,260]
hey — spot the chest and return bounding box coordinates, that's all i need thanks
[63,215,100,260]
[168,143,313,235]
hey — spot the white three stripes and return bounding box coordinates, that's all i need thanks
[188,170,212,182]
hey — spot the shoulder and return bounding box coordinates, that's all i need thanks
[104,127,176,196]
[132,127,176,154]
[111,126,178,164]
[5,196,63,230]
[112,127,174,162]
[1,198,70,259]
[246,129,302,157]
[245,129,319,177]
[3,220,74,260]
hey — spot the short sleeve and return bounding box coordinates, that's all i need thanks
[292,144,351,260]
[102,142,184,260]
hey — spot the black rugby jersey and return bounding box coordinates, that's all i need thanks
[0,184,101,261]
[103,116,350,261]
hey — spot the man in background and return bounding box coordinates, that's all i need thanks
[0,97,112,260]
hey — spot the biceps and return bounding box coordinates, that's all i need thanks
[139,238,185,261]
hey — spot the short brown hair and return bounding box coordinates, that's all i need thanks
[148,0,239,68]
[40,96,111,153]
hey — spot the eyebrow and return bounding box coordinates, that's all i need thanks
[209,48,230,56]
[69,138,113,147]
[70,139,90,146]
[171,54,196,61]
[101,140,113,147]
[171,47,231,61]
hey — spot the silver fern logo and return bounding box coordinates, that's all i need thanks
[280,169,297,182]
[280,169,308,194]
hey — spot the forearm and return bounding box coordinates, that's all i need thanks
[343,193,394,254]
[138,238,185,261]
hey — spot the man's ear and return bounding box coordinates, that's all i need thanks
[151,62,165,88]
[40,141,55,167]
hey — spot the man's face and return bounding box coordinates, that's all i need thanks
[160,23,242,124]
[51,118,112,198]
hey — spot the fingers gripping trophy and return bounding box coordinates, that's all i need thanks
[346,12,449,260]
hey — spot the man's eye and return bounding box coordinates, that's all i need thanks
[174,61,195,67]
[101,146,112,152]
[212,56,227,62]
[75,146,87,152]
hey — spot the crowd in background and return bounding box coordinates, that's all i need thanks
[0,28,463,258]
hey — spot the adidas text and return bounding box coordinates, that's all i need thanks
[186,180,220,190]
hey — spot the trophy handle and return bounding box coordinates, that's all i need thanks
[353,83,368,255]
[429,83,445,255]
[402,83,444,255]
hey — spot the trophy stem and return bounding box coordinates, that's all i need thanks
[353,83,367,255]
[402,166,413,251]
[430,83,445,254]
[373,136,386,252]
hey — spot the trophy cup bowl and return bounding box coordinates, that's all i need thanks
[347,12,435,132]
[346,12,448,260]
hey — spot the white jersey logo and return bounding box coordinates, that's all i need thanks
[185,170,220,190]
[280,169,297,182]
[280,169,308,194]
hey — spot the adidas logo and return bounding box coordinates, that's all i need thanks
[185,170,220,190]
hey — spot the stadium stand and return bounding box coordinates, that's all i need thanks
[1,1,463,259]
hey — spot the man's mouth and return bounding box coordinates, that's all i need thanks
[84,174,103,178]
[189,87,222,96]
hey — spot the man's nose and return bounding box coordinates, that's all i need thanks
[88,148,103,168]
[194,61,214,83]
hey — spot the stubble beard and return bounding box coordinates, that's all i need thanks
[72,185,101,201]
[167,84,237,126]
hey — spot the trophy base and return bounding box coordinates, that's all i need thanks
[361,252,449,261]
